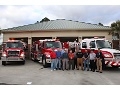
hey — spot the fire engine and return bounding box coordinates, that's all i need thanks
[31,39,62,68]
[1,40,26,65]
[79,37,120,68]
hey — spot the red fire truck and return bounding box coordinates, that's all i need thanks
[31,39,62,68]
[80,37,120,68]
[1,40,26,65]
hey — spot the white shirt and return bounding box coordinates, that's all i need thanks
[89,52,96,60]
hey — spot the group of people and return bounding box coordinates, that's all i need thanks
[50,48,104,73]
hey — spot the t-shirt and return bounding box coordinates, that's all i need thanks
[83,52,89,58]
[68,53,75,60]
[62,52,68,59]
[56,51,62,58]
[96,52,103,59]
[89,53,96,60]
[76,52,83,58]
[50,51,57,59]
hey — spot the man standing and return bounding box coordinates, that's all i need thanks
[61,47,65,70]
[68,50,75,70]
[83,49,90,71]
[74,50,77,70]
[56,48,62,70]
[61,49,69,71]
[50,50,57,71]
[96,49,103,73]
[89,49,96,72]
[76,49,84,70]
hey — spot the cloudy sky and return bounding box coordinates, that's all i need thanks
[0,5,120,29]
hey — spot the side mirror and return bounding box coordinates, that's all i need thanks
[89,45,95,48]
[89,46,92,48]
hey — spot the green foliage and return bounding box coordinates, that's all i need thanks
[111,20,120,33]
[0,30,1,34]
[111,20,120,50]
[98,22,103,26]
[0,45,1,49]
[35,21,39,24]
[40,17,50,23]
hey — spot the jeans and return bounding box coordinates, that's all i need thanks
[74,57,77,69]
[84,59,89,70]
[51,59,56,70]
[69,60,74,70]
[62,58,69,70]
[90,60,96,71]
[56,58,61,69]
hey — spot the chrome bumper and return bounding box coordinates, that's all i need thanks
[1,56,25,61]
[46,58,51,63]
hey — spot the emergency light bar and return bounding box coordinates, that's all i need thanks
[94,37,99,39]
[7,40,21,42]
[39,39,56,41]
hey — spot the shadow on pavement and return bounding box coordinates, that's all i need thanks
[103,67,120,72]
[0,83,19,85]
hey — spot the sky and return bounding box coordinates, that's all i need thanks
[0,5,120,29]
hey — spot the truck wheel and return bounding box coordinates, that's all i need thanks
[42,57,47,68]
[2,61,6,66]
[22,61,25,65]
[34,59,38,62]
[112,66,119,68]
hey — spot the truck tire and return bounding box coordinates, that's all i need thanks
[2,61,6,66]
[112,66,119,68]
[42,57,48,68]
[22,60,25,65]
[34,59,38,62]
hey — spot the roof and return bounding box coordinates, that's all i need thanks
[2,19,111,32]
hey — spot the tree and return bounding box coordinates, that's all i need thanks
[111,20,120,50]
[40,17,50,23]
[35,21,39,24]
[0,28,1,34]
[98,22,103,26]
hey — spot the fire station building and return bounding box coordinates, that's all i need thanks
[1,19,112,57]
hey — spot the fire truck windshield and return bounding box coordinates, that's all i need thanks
[45,41,62,49]
[96,40,112,49]
[6,42,23,48]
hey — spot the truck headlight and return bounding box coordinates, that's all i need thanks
[2,52,7,57]
[20,52,24,57]
[54,49,57,52]
[46,54,50,57]
[104,53,112,58]
[2,53,7,57]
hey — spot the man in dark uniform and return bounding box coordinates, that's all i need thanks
[96,49,104,73]
[76,49,84,70]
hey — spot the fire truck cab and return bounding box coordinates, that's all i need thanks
[1,40,26,65]
[80,37,120,68]
[31,39,62,68]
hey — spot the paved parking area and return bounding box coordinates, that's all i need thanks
[0,60,120,85]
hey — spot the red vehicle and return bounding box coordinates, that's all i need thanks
[65,37,120,68]
[80,37,120,68]
[31,39,62,68]
[1,40,26,65]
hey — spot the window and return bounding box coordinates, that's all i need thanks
[44,41,62,48]
[82,42,87,48]
[90,41,95,48]
[6,42,23,48]
[96,40,111,49]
